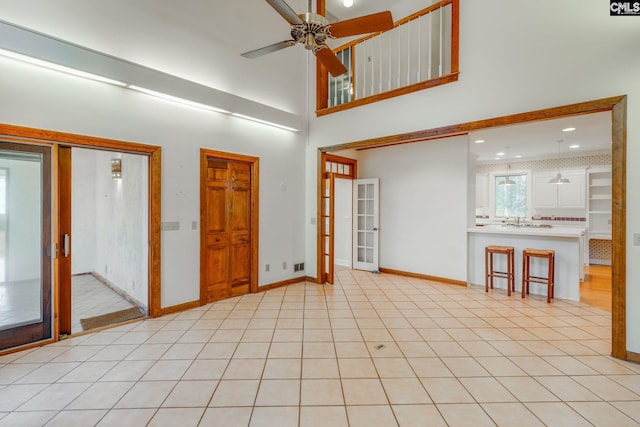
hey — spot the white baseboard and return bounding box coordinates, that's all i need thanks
[334,258,352,268]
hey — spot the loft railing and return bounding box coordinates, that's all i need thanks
[316,0,459,116]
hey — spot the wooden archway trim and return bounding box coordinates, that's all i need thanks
[317,95,627,360]
[0,123,163,321]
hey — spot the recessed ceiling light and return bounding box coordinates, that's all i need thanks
[474,139,485,144]
[569,144,580,149]
[343,0,354,7]
[562,127,576,132]
[515,155,522,158]
[496,152,505,156]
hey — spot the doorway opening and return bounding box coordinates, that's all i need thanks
[69,148,149,333]
[318,153,357,284]
[0,123,161,355]
[316,95,627,360]
[200,149,259,303]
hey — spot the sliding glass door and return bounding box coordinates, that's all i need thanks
[0,142,52,350]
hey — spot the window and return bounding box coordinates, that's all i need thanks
[494,174,527,218]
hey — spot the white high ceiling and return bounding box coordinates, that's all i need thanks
[0,0,613,160]
[470,111,612,163]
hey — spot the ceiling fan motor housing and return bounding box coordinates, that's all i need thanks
[291,12,330,50]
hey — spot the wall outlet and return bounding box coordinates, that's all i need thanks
[634,233,640,246]
[265,264,270,272]
[282,261,287,270]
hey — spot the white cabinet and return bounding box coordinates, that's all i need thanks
[532,169,586,209]
[475,173,488,210]
[532,172,558,209]
[587,167,612,239]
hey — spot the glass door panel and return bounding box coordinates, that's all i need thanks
[352,178,379,271]
[0,142,52,351]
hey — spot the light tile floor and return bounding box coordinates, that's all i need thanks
[1,269,639,426]
[72,274,138,333]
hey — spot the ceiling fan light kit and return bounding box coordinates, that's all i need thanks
[241,0,393,77]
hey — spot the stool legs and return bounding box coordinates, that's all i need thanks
[522,249,554,303]
[485,246,515,296]
[548,254,554,303]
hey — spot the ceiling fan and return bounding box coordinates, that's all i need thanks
[241,0,394,77]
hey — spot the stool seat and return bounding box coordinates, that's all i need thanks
[522,248,555,303]
[485,245,515,296]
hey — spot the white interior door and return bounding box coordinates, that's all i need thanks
[353,178,379,271]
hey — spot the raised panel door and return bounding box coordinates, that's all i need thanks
[203,158,252,303]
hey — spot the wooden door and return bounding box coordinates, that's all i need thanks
[202,154,255,303]
[58,146,72,336]
[318,153,357,284]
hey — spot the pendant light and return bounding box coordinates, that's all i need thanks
[498,146,516,186]
[549,140,570,184]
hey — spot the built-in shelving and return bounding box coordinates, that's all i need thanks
[587,167,612,237]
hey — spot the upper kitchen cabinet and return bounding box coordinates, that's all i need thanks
[476,173,489,212]
[532,169,586,210]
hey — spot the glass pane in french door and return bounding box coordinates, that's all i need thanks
[352,178,379,271]
[0,142,52,351]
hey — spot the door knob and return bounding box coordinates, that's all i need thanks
[373,227,378,231]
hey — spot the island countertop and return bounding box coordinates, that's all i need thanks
[468,225,585,238]
[467,226,585,301]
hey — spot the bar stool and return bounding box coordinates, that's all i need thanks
[485,245,515,296]
[522,248,555,303]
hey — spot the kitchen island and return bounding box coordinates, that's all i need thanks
[467,225,585,301]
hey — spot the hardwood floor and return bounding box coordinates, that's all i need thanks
[580,264,612,312]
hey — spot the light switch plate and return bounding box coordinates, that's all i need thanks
[162,221,180,231]
[634,233,640,246]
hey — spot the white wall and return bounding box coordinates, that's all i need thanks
[71,149,96,274]
[99,151,148,304]
[356,136,468,281]
[0,54,307,308]
[305,1,640,353]
[71,149,149,305]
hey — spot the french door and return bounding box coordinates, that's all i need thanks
[319,153,357,284]
[353,178,379,272]
[0,142,52,350]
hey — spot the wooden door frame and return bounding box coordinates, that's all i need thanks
[0,123,162,354]
[200,149,259,303]
[317,153,357,284]
[317,95,628,361]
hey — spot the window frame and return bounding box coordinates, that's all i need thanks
[488,169,532,220]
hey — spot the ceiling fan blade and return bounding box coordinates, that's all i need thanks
[315,46,348,77]
[326,11,394,38]
[241,40,296,59]
[265,0,304,25]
